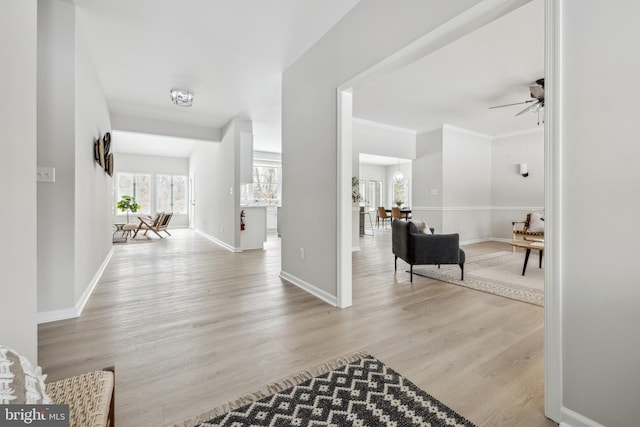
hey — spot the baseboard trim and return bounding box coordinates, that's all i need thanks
[459,237,513,245]
[412,206,544,212]
[37,248,114,324]
[37,307,79,324]
[279,270,337,307]
[560,407,605,427]
[195,229,241,252]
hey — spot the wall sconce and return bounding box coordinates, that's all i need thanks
[519,163,529,177]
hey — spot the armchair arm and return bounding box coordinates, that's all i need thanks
[409,233,461,265]
[512,220,526,231]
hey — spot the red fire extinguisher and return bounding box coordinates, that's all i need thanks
[240,210,246,231]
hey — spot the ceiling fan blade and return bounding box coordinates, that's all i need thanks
[488,99,535,109]
[516,101,540,116]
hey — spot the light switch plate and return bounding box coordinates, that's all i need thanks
[37,167,55,183]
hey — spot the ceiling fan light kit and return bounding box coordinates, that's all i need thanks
[170,89,194,107]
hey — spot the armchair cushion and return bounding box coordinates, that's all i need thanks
[409,219,432,234]
[528,212,545,233]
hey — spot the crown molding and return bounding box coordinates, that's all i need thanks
[352,117,417,135]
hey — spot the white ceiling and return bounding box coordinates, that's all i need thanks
[353,0,544,137]
[73,0,360,154]
[74,0,543,157]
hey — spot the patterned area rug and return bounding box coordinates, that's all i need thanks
[171,352,476,427]
[412,251,544,306]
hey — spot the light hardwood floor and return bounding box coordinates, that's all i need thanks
[38,228,556,427]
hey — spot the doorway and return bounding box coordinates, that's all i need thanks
[336,0,561,422]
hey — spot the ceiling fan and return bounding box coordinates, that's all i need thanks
[489,78,545,116]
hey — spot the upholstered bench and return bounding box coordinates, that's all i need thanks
[46,367,115,427]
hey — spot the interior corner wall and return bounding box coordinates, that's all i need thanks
[490,129,544,240]
[189,117,250,250]
[413,129,444,232]
[441,126,492,241]
[561,1,640,426]
[74,18,113,304]
[0,0,38,362]
[282,0,480,298]
[37,0,77,313]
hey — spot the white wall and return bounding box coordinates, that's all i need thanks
[189,118,252,250]
[561,1,640,426]
[413,129,444,231]
[74,18,113,306]
[442,125,492,241]
[352,119,416,160]
[37,0,76,313]
[37,0,112,317]
[0,0,38,362]
[114,152,189,227]
[491,128,544,240]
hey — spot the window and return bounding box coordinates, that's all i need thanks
[367,180,383,209]
[157,175,187,214]
[117,173,151,214]
[393,182,409,207]
[241,166,281,205]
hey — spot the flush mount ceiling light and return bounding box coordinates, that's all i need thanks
[170,89,193,107]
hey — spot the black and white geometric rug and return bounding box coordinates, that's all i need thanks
[172,352,476,427]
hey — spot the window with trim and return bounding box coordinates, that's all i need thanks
[367,180,383,209]
[156,175,187,214]
[117,173,151,214]
[241,166,281,205]
[393,182,409,207]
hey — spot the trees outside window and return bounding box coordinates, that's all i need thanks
[157,175,187,214]
[117,173,151,214]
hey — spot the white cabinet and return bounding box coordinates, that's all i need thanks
[266,206,278,230]
[240,207,266,250]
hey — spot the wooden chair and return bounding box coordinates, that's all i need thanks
[133,212,173,239]
[512,212,544,251]
[391,206,404,220]
[377,206,391,228]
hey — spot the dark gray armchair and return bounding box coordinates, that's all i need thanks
[392,219,465,282]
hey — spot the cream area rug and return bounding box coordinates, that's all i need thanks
[412,251,544,306]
